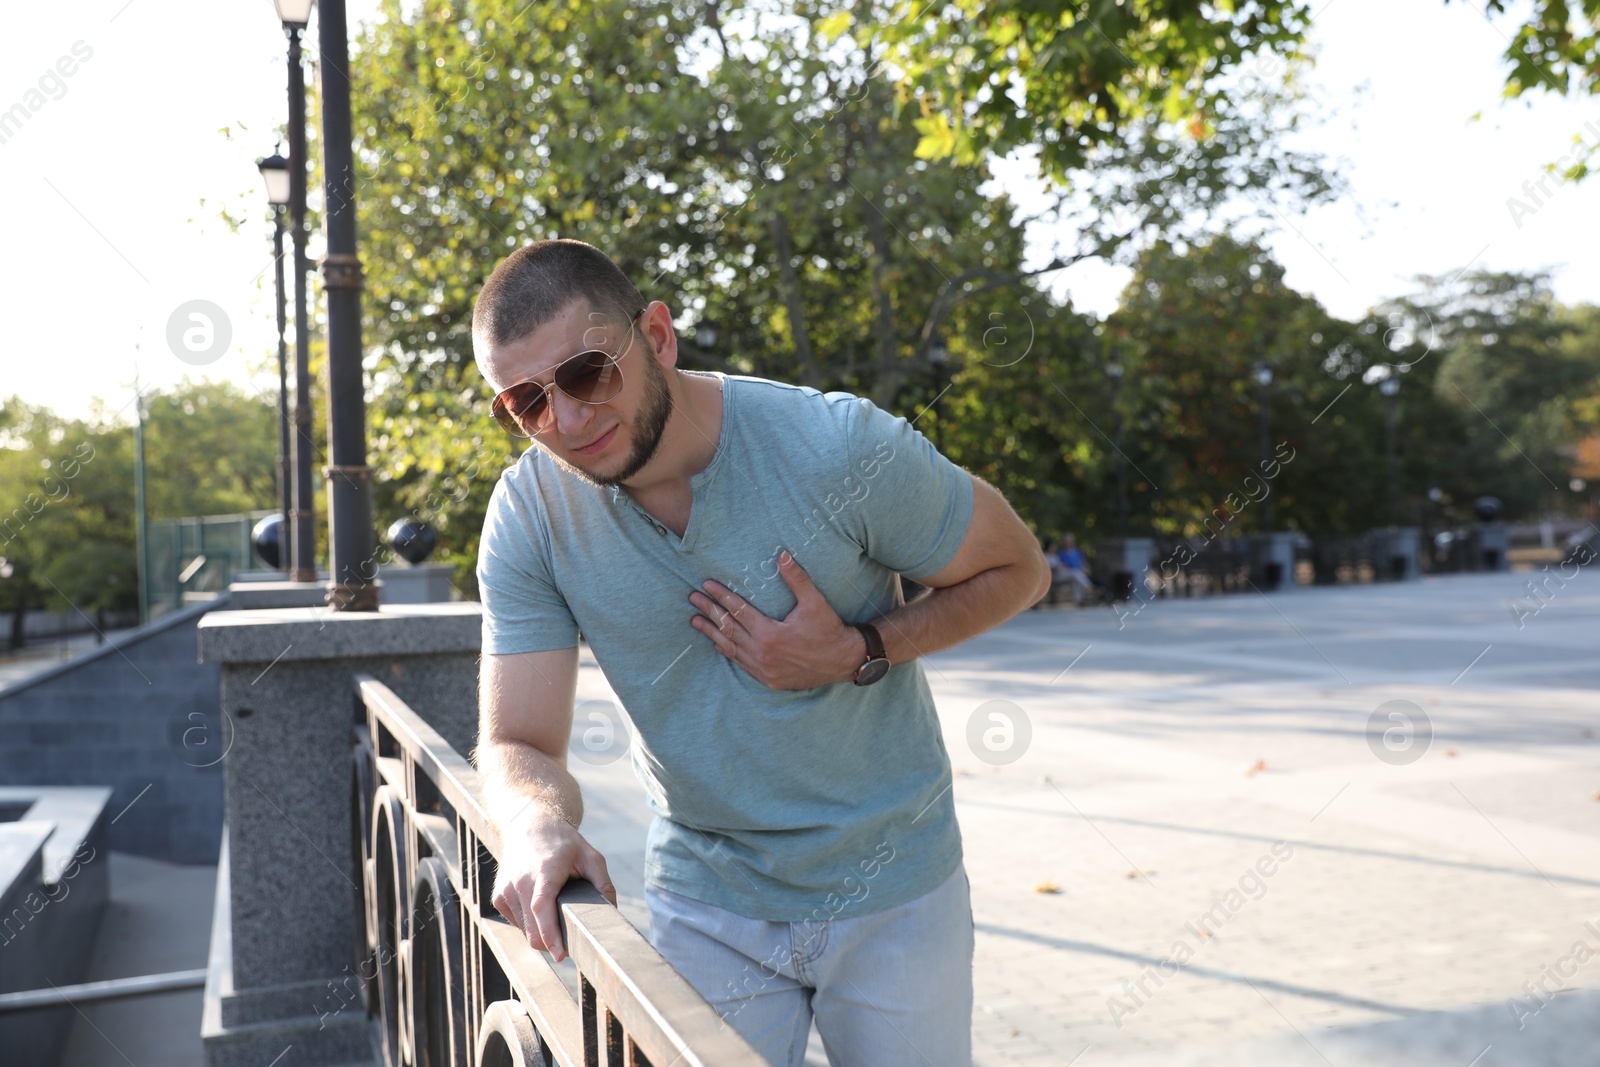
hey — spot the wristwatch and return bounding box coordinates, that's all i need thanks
[851,623,890,686]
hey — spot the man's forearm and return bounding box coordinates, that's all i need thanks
[869,561,1042,666]
[478,738,586,832]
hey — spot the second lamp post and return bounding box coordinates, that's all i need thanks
[1252,362,1274,534]
[256,150,293,571]
[1381,374,1401,526]
[276,0,317,583]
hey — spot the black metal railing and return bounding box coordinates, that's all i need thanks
[351,675,764,1066]
[1145,537,1255,597]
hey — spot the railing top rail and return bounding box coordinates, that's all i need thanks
[563,888,767,1065]
[356,673,502,852]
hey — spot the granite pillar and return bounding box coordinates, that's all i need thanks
[1251,532,1300,590]
[223,580,338,611]
[1477,522,1510,572]
[373,563,457,604]
[195,603,482,1067]
[1096,537,1155,601]
[1370,527,1422,581]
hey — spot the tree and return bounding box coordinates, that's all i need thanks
[936,297,1109,538]
[871,0,1315,182]
[140,382,281,520]
[345,0,1342,589]
[348,0,1057,585]
[884,0,1600,185]
[0,402,136,641]
[1088,238,1598,535]
[1460,0,1600,183]
[0,382,281,646]
[1399,270,1600,517]
[1101,232,1347,534]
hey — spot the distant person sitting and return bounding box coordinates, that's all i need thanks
[1051,534,1094,606]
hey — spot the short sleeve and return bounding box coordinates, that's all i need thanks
[838,395,975,580]
[476,474,581,654]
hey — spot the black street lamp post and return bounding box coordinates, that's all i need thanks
[256,150,292,572]
[1253,362,1274,533]
[276,0,317,584]
[317,0,378,611]
[1106,354,1127,540]
[927,334,948,451]
[1381,374,1400,527]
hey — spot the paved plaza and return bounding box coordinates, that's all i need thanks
[568,569,1600,1066]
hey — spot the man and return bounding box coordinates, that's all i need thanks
[472,238,1050,1066]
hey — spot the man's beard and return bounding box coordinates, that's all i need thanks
[551,352,674,489]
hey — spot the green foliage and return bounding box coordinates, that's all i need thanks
[1090,241,1600,535]
[140,382,282,520]
[871,0,1316,180]
[1469,0,1600,112]
[886,0,1600,186]
[930,236,1600,541]
[937,298,1108,537]
[0,383,281,632]
[1,403,135,619]
[347,0,1345,586]
[1408,270,1598,516]
[352,0,712,589]
[348,0,1046,586]
[1106,234,1318,531]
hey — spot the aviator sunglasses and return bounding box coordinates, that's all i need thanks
[490,307,646,438]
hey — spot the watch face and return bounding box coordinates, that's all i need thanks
[855,658,890,686]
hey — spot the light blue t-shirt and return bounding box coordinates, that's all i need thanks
[476,372,975,920]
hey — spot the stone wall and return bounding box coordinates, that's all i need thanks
[2,608,141,645]
[0,787,110,1066]
[0,601,224,864]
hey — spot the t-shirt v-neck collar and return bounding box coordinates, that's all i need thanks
[609,371,732,553]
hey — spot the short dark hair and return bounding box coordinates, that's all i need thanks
[472,239,645,349]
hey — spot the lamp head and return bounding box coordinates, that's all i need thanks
[257,151,291,206]
[274,0,315,28]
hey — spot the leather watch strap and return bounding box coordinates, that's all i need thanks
[855,622,886,663]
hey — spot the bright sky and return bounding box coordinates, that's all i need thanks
[2,1,1595,423]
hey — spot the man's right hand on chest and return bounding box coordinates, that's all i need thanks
[491,806,618,963]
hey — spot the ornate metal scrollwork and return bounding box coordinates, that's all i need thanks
[476,1000,548,1067]
[410,856,468,1066]
[369,785,409,1066]
[351,748,378,1015]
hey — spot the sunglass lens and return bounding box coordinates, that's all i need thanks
[556,349,621,403]
[494,382,549,437]
[492,344,624,437]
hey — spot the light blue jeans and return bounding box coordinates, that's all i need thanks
[644,865,974,1066]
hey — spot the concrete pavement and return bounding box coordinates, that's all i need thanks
[569,570,1600,1066]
